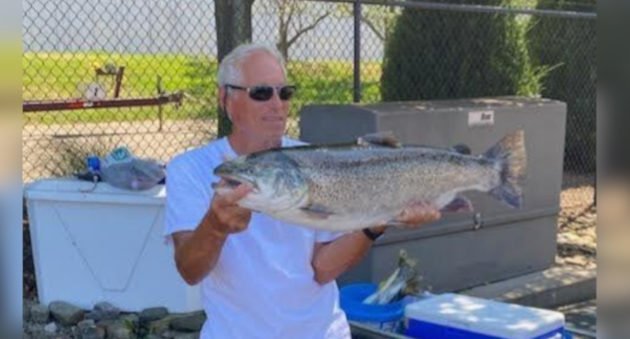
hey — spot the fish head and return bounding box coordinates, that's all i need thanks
[212,151,308,213]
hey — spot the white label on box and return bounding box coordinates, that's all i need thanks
[468,110,494,127]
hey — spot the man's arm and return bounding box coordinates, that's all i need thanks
[311,202,441,285]
[172,184,252,285]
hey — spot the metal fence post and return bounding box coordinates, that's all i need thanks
[353,0,362,103]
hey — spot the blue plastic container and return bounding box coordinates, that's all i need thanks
[339,283,406,332]
[404,293,567,339]
[86,155,101,173]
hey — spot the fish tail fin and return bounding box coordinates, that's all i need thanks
[483,130,527,208]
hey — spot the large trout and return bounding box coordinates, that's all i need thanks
[213,130,526,232]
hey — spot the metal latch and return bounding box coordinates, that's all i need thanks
[473,212,483,230]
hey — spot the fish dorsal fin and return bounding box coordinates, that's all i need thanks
[357,131,401,148]
[300,203,335,219]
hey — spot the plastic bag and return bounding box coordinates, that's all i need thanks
[99,147,165,191]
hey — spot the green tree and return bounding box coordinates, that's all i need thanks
[266,0,331,61]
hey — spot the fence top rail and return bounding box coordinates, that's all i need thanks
[307,0,597,19]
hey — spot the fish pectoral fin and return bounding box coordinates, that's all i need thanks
[441,195,474,213]
[299,203,335,219]
[357,131,402,148]
[450,143,472,155]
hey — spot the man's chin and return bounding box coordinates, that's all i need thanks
[264,125,287,139]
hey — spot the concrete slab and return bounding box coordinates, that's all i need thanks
[459,264,596,309]
[557,299,597,338]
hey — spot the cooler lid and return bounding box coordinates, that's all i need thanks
[24,177,165,205]
[405,293,565,338]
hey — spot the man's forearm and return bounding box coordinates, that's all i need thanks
[311,230,375,285]
[173,211,227,285]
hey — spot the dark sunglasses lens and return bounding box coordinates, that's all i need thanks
[279,86,295,100]
[249,86,274,101]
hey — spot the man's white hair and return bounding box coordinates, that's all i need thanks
[217,42,287,87]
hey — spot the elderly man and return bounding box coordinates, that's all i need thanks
[164,42,441,339]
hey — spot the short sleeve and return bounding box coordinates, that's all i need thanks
[315,229,348,243]
[163,155,212,237]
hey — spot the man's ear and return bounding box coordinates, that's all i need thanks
[218,86,227,111]
[219,86,232,121]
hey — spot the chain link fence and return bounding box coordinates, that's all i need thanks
[22,0,595,211]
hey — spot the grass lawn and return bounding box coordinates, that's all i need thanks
[23,52,383,124]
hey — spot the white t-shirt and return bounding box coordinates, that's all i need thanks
[164,136,351,339]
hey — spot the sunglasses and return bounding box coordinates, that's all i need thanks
[226,84,296,101]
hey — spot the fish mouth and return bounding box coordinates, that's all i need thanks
[212,174,258,191]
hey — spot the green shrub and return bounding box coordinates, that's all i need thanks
[528,0,596,173]
[381,0,542,101]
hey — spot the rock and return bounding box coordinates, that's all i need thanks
[139,307,169,323]
[80,326,105,339]
[49,301,85,326]
[84,311,99,321]
[104,320,136,339]
[44,322,58,334]
[172,331,200,339]
[93,302,120,321]
[24,299,37,322]
[147,315,178,336]
[161,331,200,339]
[78,319,95,328]
[77,319,106,339]
[26,323,45,338]
[95,319,113,334]
[53,334,74,339]
[565,255,589,266]
[30,303,50,324]
[120,313,140,329]
[170,311,206,332]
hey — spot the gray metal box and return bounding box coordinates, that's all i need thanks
[299,96,566,292]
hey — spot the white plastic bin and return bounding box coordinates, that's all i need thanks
[24,178,202,313]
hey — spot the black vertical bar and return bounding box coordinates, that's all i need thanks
[114,67,124,98]
[353,0,361,103]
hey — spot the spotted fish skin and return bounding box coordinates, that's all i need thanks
[213,130,526,232]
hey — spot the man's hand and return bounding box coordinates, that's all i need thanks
[208,182,253,236]
[172,182,253,285]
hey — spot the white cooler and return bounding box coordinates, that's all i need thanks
[24,178,202,313]
[404,293,566,339]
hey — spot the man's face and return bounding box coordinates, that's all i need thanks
[226,51,290,141]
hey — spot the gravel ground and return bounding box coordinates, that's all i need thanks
[555,182,596,269]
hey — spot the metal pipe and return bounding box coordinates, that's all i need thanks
[353,0,362,103]
[307,0,596,19]
[114,66,125,98]
[23,92,183,113]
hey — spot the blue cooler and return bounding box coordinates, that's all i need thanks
[404,294,566,339]
[339,283,406,332]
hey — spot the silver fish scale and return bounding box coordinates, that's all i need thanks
[281,146,498,215]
